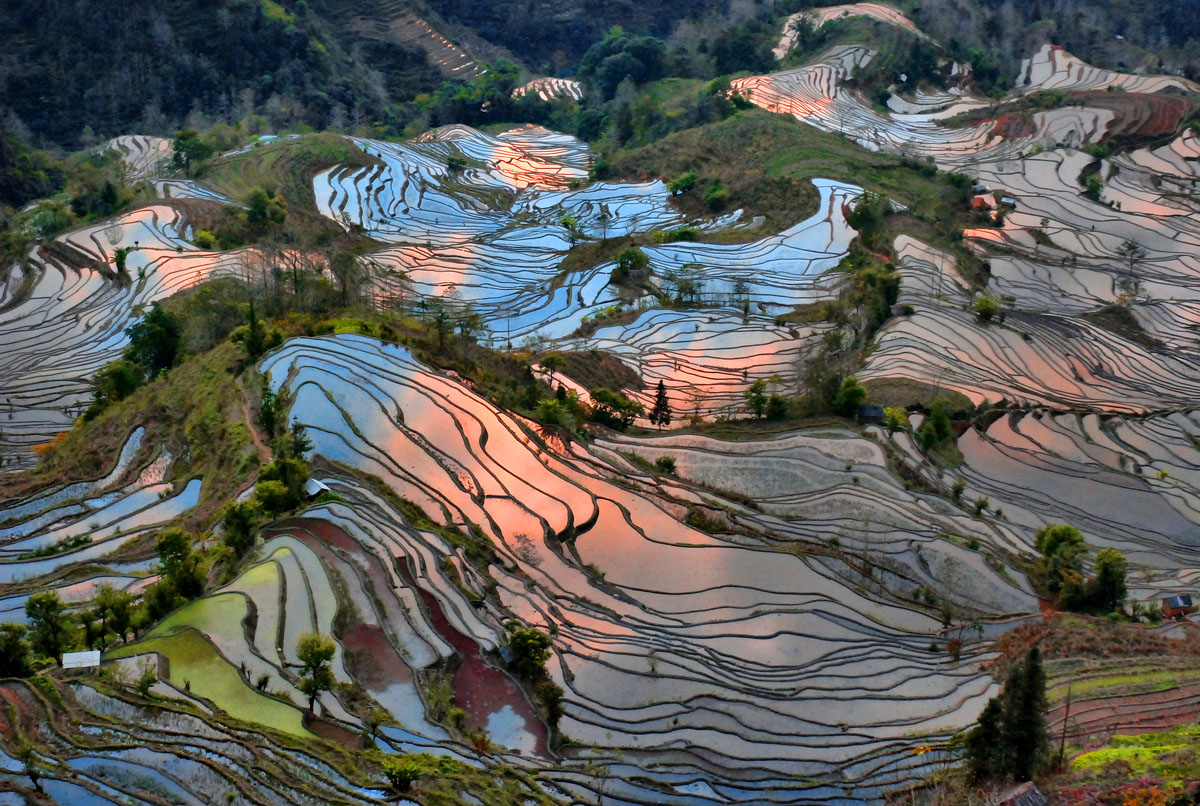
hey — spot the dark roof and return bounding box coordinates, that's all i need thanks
[999,782,1047,806]
[857,404,885,419]
[1165,595,1193,609]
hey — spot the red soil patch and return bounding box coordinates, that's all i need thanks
[269,517,550,758]
[993,114,1036,139]
[305,713,362,749]
[397,560,550,758]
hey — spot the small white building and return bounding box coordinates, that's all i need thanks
[62,650,101,670]
[303,478,331,498]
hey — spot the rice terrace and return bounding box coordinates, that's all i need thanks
[1,0,1200,803]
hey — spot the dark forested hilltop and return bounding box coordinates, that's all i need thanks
[0,0,440,148]
[1,0,1199,150]
[914,0,1200,84]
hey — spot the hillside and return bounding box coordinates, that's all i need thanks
[2,2,1200,805]
[0,0,441,148]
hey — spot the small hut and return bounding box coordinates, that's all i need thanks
[857,404,885,425]
[1163,594,1194,619]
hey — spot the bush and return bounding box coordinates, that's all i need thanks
[654,456,677,474]
[254,479,295,515]
[667,170,697,195]
[703,181,729,211]
[884,406,908,432]
[972,294,1000,321]
[614,248,649,278]
[588,388,644,430]
[833,376,867,417]
[765,394,789,420]
[505,625,553,679]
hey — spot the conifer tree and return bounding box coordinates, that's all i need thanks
[1004,647,1049,780]
[649,380,672,428]
[965,647,1050,783]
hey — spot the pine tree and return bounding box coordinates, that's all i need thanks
[1005,647,1049,781]
[245,299,265,359]
[966,647,1050,783]
[649,380,672,428]
[965,698,1006,781]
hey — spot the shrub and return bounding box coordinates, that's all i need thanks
[765,394,789,420]
[972,294,1000,320]
[833,376,867,417]
[667,170,697,195]
[654,456,677,474]
[703,181,729,211]
[253,479,295,515]
[884,406,908,432]
[506,625,553,679]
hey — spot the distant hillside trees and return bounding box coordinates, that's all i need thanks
[0,0,439,147]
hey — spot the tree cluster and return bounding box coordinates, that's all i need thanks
[85,303,183,420]
[1032,524,1128,613]
[503,623,565,728]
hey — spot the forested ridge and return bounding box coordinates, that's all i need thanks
[0,0,439,149]
[1,0,1197,150]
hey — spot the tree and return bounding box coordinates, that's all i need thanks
[765,394,789,420]
[420,298,453,353]
[965,698,1006,781]
[124,302,182,378]
[0,623,32,677]
[379,753,426,792]
[254,479,296,515]
[92,584,135,647]
[972,294,1000,321]
[743,378,768,418]
[833,376,867,417]
[614,248,648,278]
[667,170,697,195]
[1033,523,1086,600]
[16,741,41,792]
[329,250,362,306]
[296,632,337,712]
[965,648,1050,783]
[1003,647,1050,781]
[243,186,287,230]
[243,299,266,359]
[506,626,552,679]
[540,353,564,387]
[171,130,213,174]
[26,592,74,661]
[156,528,204,600]
[589,388,643,431]
[884,407,908,432]
[649,380,672,428]
[285,420,312,460]
[1115,239,1147,297]
[84,359,143,420]
[1090,548,1128,612]
[456,304,484,344]
[558,215,583,245]
[260,386,279,440]
[928,398,951,442]
[222,499,262,557]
